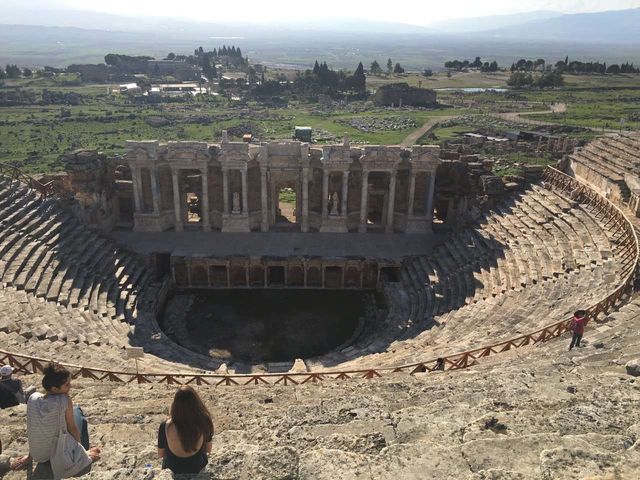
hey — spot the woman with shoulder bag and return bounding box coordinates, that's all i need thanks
[11,363,100,478]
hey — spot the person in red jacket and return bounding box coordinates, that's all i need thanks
[569,310,587,350]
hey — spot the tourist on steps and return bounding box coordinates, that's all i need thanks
[158,385,214,475]
[0,365,36,408]
[569,310,587,350]
[10,363,101,477]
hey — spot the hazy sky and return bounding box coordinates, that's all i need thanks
[18,0,640,25]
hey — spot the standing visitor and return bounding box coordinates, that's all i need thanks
[158,385,214,475]
[569,310,587,350]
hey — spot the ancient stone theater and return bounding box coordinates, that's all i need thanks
[1,133,640,478]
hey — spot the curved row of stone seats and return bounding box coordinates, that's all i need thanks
[568,133,640,204]
[0,178,149,326]
[0,176,195,373]
[307,183,623,371]
[2,300,639,480]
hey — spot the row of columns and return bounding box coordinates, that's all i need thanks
[133,165,436,233]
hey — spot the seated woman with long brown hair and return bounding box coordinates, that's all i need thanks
[157,385,214,475]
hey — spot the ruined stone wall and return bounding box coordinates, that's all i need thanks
[372,83,437,108]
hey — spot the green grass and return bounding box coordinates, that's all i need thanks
[1,72,639,174]
[278,188,296,204]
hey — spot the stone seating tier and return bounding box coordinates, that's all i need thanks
[0,169,632,376]
[1,298,639,480]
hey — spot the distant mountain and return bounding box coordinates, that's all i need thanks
[485,9,640,44]
[429,11,562,33]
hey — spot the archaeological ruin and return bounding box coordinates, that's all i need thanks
[1,132,640,478]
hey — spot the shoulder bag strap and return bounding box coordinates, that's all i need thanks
[58,395,69,436]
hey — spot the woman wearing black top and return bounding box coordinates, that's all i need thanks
[157,386,214,475]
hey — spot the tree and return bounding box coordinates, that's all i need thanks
[507,71,534,88]
[607,64,621,74]
[199,46,204,55]
[471,56,482,68]
[0,67,6,80]
[166,52,176,60]
[422,68,433,77]
[393,63,405,74]
[5,64,21,78]
[387,58,393,74]
[313,60,320,75]
[370,60,382,75]
[22,67,33,77]
[352,62,366,92]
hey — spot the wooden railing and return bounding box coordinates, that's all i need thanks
[0,167,638,386]
[0,163,56,198]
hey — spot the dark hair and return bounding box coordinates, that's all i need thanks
[170,386,214,452]
[574,310,587,318]
[42,363,71,391]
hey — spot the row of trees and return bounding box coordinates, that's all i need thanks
[510,56,640,74]
[0,65,33,79]
[507,70,564,88]
[192,45,243,58]
[558,60,639,74]
[444,57,499,72]
[370,58,405,75]
[254,61,369,99]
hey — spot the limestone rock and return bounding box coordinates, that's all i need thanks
[625,359,640,377]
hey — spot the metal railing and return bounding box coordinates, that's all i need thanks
[0,166,638,386]
[0,163,56,198]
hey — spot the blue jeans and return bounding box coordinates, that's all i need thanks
[73,406,90,450]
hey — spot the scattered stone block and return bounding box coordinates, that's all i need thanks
[625,359,640,377]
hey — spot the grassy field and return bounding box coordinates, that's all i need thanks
[1,72,639,174]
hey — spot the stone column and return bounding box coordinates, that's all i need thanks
[150,168,161,214]
[241,169,248,215]
[385,170,397,233]
[131,167,142,213]
[301,167,309,232]
[407,171,416,217]
[425,171,436,221]
[341,171,349,217]
[171,168,183,231]
[222,169,229,215]
[260,168,268,232]
[201,168,210,231]
[322,169,329,219]
[359,170,369,233]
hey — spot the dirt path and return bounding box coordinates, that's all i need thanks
[401,105,565,146]
[400,102,615,146]
[401,115,457,146]
[496,102,566,126]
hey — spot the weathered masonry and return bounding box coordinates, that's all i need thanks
[171,256,400,290]
[125,135,441,234]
